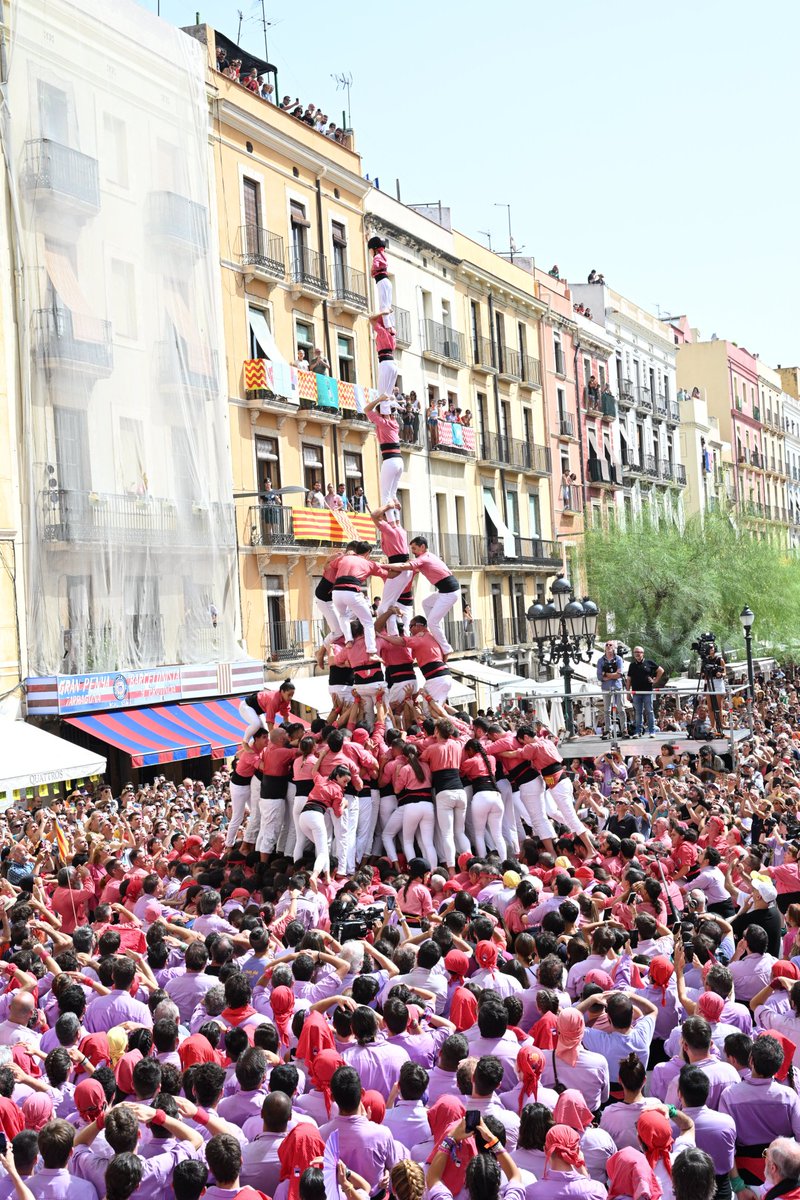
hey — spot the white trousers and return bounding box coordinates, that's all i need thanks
[518,777,556,841]
[331,590,377,652]
[381,804,403,862]
[239,700,265,742]
[331,796,359,875]
[297,809,330,878]
[422,675,452,705]
[497,778,521,855]
[400,801,437,866]
[387,681,415,708]
[284,788,310,860]
[377,357,398,398]
[436,787,469,869]
[227,780,256,847]
[546,775,586,836]
[422,591,458,655]
[471,787,507,859]
[379,457,404,513]
[378,570,414,634]
[375,793,397,856]
[355,790,378,864]
[255,791,288,853]
[315,596,344,642]
[275,783,296,854]
[376,278,394,322]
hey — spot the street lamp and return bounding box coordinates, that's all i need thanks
[531,577,598,738]
[739,605,755,732]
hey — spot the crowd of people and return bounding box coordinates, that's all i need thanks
[0,670,800,1200]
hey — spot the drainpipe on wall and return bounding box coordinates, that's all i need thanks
[574,339,588,508]
[314,172,339,488]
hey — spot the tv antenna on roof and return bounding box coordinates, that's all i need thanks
[332,71,353,128]
[479,230,493,251]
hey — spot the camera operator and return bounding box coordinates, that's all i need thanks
[626,646,664,738]
[701,640,727,736]
[597,640,628,739]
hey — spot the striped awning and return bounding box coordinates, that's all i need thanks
[65,697,248,768]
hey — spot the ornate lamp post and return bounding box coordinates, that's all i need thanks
[739,605,755,734]
[529,578,598,738]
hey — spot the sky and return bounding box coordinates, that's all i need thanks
[139,0,799,366]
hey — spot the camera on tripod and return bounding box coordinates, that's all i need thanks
[691,632,717,663]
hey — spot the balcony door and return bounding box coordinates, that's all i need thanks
[264,574,289,660]
[54,406,89,495]
[243,177,262,259]
[38,80,70,145]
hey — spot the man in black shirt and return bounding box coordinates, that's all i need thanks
[730,873,782,957]
[626,646,664,737]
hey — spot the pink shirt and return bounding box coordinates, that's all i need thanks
[50,886,94,934]
[420,740,463,771]
[397,879,433,918]
[409,550,451,585]
[366,409,399,443]
[376,519,409,558]
[333,554,388,587]
[371,247,387,278]
[393,761,433,794]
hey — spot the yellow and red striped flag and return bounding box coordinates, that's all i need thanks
[53,819,69,862]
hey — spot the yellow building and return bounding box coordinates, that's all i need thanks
[187,26,382,669]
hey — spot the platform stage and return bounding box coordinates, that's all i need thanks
[557,728,750,761]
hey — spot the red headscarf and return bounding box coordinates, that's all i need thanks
[362,1090,386,1123]
[553,1088,594,1132]
[308,1049,343,1118]
[444,949,470,985]
[114,1050,142,1096]
[426,1096,475,1195]
[758,1031,796,1083]
[544,1124,585,1174]
[178,1034,221,1071]
[475,940,499,971]
[296,1011,336,1070]
[78,1033,110,1069]
[648,957,674,1007]
[556,1008,585,1066]
[11,1044,40,1078]
[450,987,478,1032]
[22,1094,53,1132]
[585,969,614,991]
[517,1045,545,1112]
[278,1124,326,1200]
[74,1078,107,1123]
[772,960,800,985]
[270,985,295,1047]
[697,992,725,1022]
[607,1147,663,1200]
[637,1110,673,1176]
[530,1010,559,1050]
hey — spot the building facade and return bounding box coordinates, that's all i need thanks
[778,367,800,550]
[677,391,731,520]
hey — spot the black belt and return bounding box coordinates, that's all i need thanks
[380,784,395,798]
[260,774,290,800]
[435,575,460,594]
[329,666,354,685]
[374,271,388,282]
[353,663,383,684]
[468,776,497,794]
[420,661,450,680]
[387,554,409,564]
[231,771,254,787]
[294,779,313,796]
[333,575,364,593]
[303,801,326,816]
[386,664,415,685]
[315,580,333,601]
[541,767,565,785]
[244,692,260,710]
[508,762,539,786]
[432,768,463,791]
[378,348,395,362]
[398,788,433,806]
[399,587,413,605]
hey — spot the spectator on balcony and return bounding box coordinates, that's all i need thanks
[401,399,414,445]
[243,68,260,93]
[260,79,275,102]
[408,391,421,441]
[561,472,572,507]
[223,59,242,82]
[307,480,325,508]
[310,347,330,375]
[261,478,281,508]
[549,264,560,278]
[215,46,228,72]
[427,401,439,447]
[280,95,296,110]
[293,349,309,372]
[336,483,351,510]
[587,375,600,405]
[351,485,369,513]
[461,410,472,428]
[325,484,343,512]
[588,269,598,284]
[584,308,593,319]
[325,121,338,138]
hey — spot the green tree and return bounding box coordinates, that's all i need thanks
[579,511,800,673]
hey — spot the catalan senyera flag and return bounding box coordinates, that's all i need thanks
[53,819,69,862]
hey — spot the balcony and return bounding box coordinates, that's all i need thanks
[643,454,659,478]
[394,307,412,347]
[422,319,464,364]
[587,457,619,487]
[243,358,368,421]
[738,450,749,465]
[621,453,644,481]
[741,500,767,520]
[484,535,562,569]
[444,617,483,654]
[22,139,100,218]
[659,461,674,482]
[750,449,763,468]
[521,355,542,389]
[497,344,521,381]
[409,531,483,569]
[157,340,219,401]
[584,388,616,419]
[494,616,533,648]
[675,463,687,486]
[561,483,582,513]
[245,503,375,555]
[471,335,495,374]
[654,394,668,419]
[146,190,209,255]
[667,401,681,423]
[479,432,551,475]
[619,378,635,407]
[33,308,112,379]
[239,224,286,281]
[753,406,761,422]
[428,420,477,457]
[558,412,576,439]
[635,386,653,413]
[264,619,325,664]
[42,490,235,548]
[332,263,368,312]
[289,246,328,297]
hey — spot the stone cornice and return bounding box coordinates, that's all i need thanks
[365,214,461,268]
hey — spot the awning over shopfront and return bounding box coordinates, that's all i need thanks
[447,659,525,689]
[0,720,106,802]
[65,698,247,768]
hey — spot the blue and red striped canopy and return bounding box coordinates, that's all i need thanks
[65,698,246,768]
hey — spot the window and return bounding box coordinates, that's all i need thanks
[103,114,128,187]
[477,393,488,436]
[295,318,314,364]
[263,574,288,661]
[54,407,89,493]
[554,332,565,376]
[248,305,273,359]
[344,450,363,480]
[523,409,533,446]
[560,452,570,477]
[124,575,163,662]
[332,221,347,290]
[290,200,310,266]
[557,387,566,420]
[470,301,481,359]
[528,493,540,537]
[110,259,137,340]
[171,429,193,501]
[495,313,505,368]
[38,80,70,143]
[337,332,355,382]
[302,443,324,493]
[517,321,527,362]
[599,362,606,387]
[243,177,262,230]
[583,357,592,386]
[505,489,519,534]
[255,435,280,491]
[120,417,144,493]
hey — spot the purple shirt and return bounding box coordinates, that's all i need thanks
[317,1114,405,1187]
[467,1093,520,1151]
[28,1168,97,1200]
[728,954,776,1004]
[526,1168,607,1200]
[426,1065,459,1104]
[341,1041,408,1094]
[240,1129,287,1195]
[681,1105,736,1174]
[719,1075,800,1144]
[540,1047,610,1112]
[164,971,218,1024]
[462,1031,521,1092]
[664,1055,740,1109]
[599,1098,651,1150]
[385,1026,446,1068]
[218,1086,268,1125]
[83,989,152,1033]
[383,1099,429,1148]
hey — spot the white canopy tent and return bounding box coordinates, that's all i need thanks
[281,673,476,719]
[0,720,106,809]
